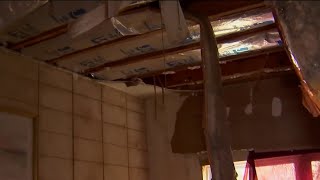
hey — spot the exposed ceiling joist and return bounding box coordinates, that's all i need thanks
[166,69,295,90]
[185,0,265,16]
[9,24,68,50]
[47,28,162,64]
[81,23,277,75]
[9,2,270,64]
[125,46,284,79]
[142,50,292,88]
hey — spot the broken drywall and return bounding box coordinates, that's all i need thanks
[145,93,202,180]
[146,75,320,158]
[171,95,206,153]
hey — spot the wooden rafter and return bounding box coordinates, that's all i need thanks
[81,23,277,75]
[47,29,162,64]
[8,2,266,51]
[185,0,264,17]
[124,46,284,79]
[142,50,291,88]
[9,25,68,50]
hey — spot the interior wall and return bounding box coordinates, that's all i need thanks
[145,75,320,180]
[0,50,148,180]
[145,94,202,180]
[224,75,320,151]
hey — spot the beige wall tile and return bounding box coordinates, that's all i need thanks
[74,116,102,141]
[73,94,101,121]
[0,76,37,105]
[103,123,127,147]
[39,157,72,180]
[128,149,148,168]
[0,97,37,117]
[127,95,144,113]
[74,138,103,163]
[104,165,129,180]
[0,52,38,81]
[39,107,72,135]
[128,129,147,150]
[102,86,126,108]
[73,76,101,100]
[102,103,126,127]
[74,161,103,180]
[39,84,72,113]
[104,144,128,166]
[129,168,148,180]
[39,132,72,159]
[127,111,145,131]
[39,64,72,91]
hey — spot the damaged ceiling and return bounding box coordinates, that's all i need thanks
[0,0,294,90]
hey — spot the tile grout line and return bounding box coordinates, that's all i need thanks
[38,154,149,170]
[36,62,40,180]
[126,94,131,180]
[72,75,75,180]
[101,86,105,180]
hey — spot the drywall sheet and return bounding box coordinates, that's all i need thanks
[0,112,33,180]
[0,0,47,31]
[0,1,102,43]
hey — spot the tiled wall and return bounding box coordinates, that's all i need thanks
[0,51,148,180]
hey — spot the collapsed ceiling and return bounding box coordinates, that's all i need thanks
[0,0,293,90]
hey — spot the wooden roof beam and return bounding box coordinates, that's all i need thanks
[142,50,291,87]
[9,2,266,51]
[124,46,284,80]
[82,23,278,75]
